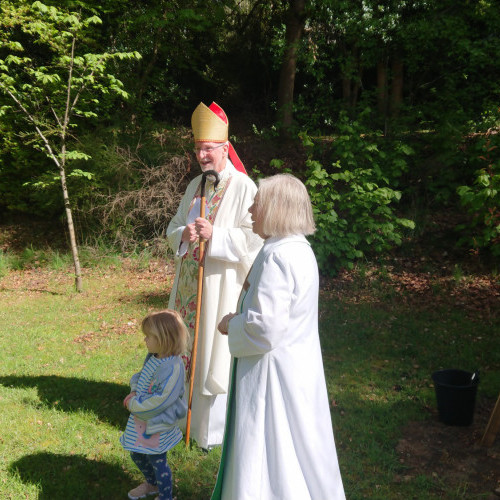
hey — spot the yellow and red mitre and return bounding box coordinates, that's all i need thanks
[191,102,228,143]
[191,101,247,174]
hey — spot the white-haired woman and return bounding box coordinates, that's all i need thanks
[212,174,346,500]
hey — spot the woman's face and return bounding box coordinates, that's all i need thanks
[248,192,267,239]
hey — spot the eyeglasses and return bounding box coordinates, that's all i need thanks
[193,143,226,155]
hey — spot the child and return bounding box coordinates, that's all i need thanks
[121,309,189,500]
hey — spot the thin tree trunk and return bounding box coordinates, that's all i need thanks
[340,41,351,104]
[277,0,306,137]
[340,46,361,108]
[60,38,83,292]
[59,158,83,293]
[351,68,362,108]
[4,86,83,292]
[377,58,388,116]
[390,56,404,117]
[342,77,351,103]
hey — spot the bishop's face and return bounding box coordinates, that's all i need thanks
[194,141,229,174]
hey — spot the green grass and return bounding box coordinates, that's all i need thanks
[0,256,499,499]
[320,283,500,500]
[0,262,218,499]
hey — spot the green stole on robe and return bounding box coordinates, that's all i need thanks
[210,269,252,499]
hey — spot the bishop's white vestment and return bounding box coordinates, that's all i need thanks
[167,161,262,448]
[212,235,346,499]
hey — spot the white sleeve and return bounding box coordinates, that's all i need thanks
[228,252,292,357]
[207,176,260,263]
[209,224,249,262]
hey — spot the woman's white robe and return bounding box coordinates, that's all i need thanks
[167,162,262,448]
[215,235,345,500]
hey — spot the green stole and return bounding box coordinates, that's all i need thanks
[211,270,251,499]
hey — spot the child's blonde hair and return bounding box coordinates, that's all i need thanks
[141,309,189,356]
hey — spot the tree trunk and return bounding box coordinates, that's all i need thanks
[277,0,306,137]
[377,58,388,116]
[340,46,361,108]
[5,87,84,292]
[342,77,351,103]
[351,68,362,108]
[390,56,404,117]
[59,157,83,292]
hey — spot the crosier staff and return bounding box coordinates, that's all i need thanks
[186,169,220,447]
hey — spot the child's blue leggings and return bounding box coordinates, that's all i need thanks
[130,451,173,500]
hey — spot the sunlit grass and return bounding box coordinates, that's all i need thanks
[0,261,218,499]
[0,256,499,499]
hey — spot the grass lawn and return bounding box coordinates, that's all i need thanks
[0,253,499,499]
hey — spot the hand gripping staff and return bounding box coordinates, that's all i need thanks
[186,169,220,447]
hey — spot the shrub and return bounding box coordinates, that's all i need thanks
[86,145,191,253]
[303,112,415,275]
[456,129,500,257]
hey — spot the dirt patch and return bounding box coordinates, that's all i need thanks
[396,399,500,498]
[322,261,500,324]
[0,215,68,252]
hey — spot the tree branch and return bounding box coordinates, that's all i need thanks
[2,85,61,168]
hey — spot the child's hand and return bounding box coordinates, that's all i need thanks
[123,391,136,409]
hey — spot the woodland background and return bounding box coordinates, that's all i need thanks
[0,0,499,277]
[0,2,499,498]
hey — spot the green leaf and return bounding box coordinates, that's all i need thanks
[68,169,93,179]
[64,151,91,161]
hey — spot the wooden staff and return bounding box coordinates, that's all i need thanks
[186,169,219,447]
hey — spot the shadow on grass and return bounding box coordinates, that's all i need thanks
[0,375,128,429]
[9,452,131,499]
[119,289,172,309]
[0,286,63,295]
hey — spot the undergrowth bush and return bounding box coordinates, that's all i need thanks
[81,143,192,253]
[303,111,415,275]
[456,112,500,258]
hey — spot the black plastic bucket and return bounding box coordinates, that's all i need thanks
[431,369,479,426]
